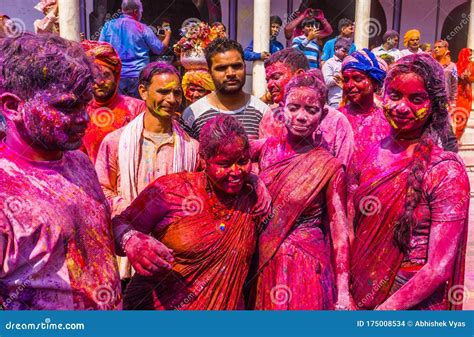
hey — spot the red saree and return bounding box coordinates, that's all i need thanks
[351,146,469,310]
[454,48,474,139]
[121,172,259,310]
[253,139,342,310]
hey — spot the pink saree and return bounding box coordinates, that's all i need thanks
[253,139,342,310]
[351,147,469,310]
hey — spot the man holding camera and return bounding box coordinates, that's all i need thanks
[291,17,322,69]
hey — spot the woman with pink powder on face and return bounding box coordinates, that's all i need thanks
[350,54,469,310]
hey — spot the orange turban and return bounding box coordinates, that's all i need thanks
[81,40,122,75]
[182,70,215,99]
[403,29,420,47]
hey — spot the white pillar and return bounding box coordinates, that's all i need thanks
[468,0,474,49]
[354,0,371,49]
[251,0,270,98]
[58,0,81,42]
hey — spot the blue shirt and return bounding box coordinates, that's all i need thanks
[321,36,356,62]
[99,14,164,78]
[292,35,321,69]
[243,39,284,61]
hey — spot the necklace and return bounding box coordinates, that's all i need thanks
[205,180,236,224]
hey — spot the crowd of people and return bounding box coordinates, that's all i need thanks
[0,0,472,311]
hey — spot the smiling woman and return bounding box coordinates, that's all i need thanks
[113,115,261,310]
[350,54,469,310]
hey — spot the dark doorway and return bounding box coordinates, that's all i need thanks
[89,0,222,41]
[441,2,470,62]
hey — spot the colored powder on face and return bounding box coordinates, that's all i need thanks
[162,81,178,90]
[414,107,428,120]
[383,105,398,129]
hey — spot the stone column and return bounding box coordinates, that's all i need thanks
[58,0,81,41]
[251,0,270,98]
[354,0,371,49]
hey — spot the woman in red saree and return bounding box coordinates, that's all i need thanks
[113,115,261,310]
[251,73,353,310]
[454,48,474,140]
[350,54,470,310]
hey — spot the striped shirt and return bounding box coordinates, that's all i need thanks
[292,35,321,69]
[181,95,270,140]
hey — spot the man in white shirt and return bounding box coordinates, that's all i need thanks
[372,30,402,61]
[400,29,424,57]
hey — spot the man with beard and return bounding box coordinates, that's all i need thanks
[372,30,402,62]
[433,40,458,107]
[81,40,145,164]
[181,38,271,140]
[0,33,121,310]
[95,62,199,281]
[400,29,424,57]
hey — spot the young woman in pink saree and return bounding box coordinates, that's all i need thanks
[113,115,262,310]
[350,54,469,310]
[250,73,353,310]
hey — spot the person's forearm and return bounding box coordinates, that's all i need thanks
[284,14,305,39]
[377,264,449,310]
[319,16,333,38]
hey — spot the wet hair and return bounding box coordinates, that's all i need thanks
[283,71,328,107]
[270,15,282,26]
[385,54,457,253]
[199,115,249,160]
[264,48,310,72]
[338,18,353,32]
[382,30,399,43]
[1,33,94,101]
[335,37,352,51]
[138,61,180,90]
[205,38,244,69]
[211,22,226,32]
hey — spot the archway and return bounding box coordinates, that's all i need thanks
[441,2,470,62]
